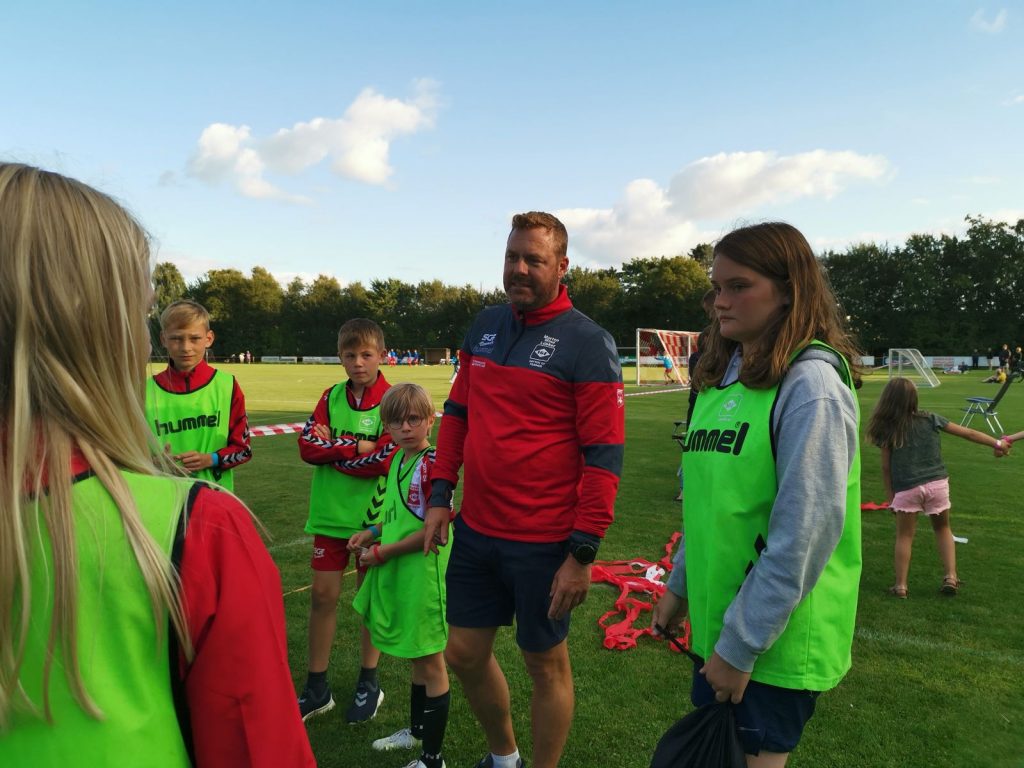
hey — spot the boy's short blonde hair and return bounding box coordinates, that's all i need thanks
[380,383,434,426]
[338,318,385,352]
[160,299,210,332]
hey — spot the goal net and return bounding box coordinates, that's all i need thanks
[887,348,940,388]
[635,328,700,386]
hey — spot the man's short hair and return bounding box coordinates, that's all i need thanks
[337,318,386,352]
[160,300,210,332]
[511,211,568,259]
[380,382,434,426]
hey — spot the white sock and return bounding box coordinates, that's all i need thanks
[491,751,520,768]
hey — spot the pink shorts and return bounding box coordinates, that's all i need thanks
[311,534,368,574]
[890,478,950,516]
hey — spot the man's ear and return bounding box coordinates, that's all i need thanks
[206,330,215,348]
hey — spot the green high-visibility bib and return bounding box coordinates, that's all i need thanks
[353,447,450,658]
[305,383,385,539]
[682,342,861,691]
[145,371,235,491]
[2,472,192,767]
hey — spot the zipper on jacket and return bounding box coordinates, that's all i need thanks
[502,310,528,365]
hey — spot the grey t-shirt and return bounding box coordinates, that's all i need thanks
[890,412,949,492]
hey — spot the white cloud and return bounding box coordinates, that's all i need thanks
[185,79,440,201]
[1003,93,1024,106]
[970,8,1008,33]
[966,175,1001,185]
[558,149,889,266]
[985,208,1024,224]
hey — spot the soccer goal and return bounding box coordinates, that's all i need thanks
[888,348,940,388]
[635,328,700,386]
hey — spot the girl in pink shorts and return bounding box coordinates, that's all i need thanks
[867,378,1008,598]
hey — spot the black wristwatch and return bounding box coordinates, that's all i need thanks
[568,532,599,565]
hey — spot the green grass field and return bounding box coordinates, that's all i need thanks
[194,363,1024,768]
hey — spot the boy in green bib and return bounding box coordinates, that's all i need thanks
[145,300,252,491]
[297,318,395,723]
[351,383,452,768]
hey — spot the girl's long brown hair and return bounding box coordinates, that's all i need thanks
[693,222,862,390]
[867,377,920,448]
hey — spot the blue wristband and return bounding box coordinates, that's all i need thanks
[367,524,381,538]
[210,452,220,467]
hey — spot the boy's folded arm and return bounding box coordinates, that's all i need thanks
[297,413,362,463]
[333,441,397,476]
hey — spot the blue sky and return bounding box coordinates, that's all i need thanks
[3,1,1021,291]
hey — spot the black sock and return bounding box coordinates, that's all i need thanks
[410,683,427,739]
[420,690,450,768]
[306,670,328,697]
[358,666,379,687]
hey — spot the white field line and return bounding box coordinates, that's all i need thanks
[856,626,1023,666]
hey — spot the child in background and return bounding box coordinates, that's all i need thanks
[661,353,676,384]
[0,162,313,766]
[146,300,252,491]
[297,318,395,722]
[867,377,1008,598]
[350,383,452,768]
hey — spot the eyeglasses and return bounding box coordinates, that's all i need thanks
[387,415,424,431]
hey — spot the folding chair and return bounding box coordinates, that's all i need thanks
[961,372,1020,433]
[672,420,687,449]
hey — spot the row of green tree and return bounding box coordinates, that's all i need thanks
[151,216,1024,358]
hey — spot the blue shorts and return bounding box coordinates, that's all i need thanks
[445,515,570,653]
[690,658,819,755]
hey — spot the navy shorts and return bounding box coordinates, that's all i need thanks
[446,515,570,653]
[690,658,820,755]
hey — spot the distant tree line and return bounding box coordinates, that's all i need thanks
[150,216,1023,359]
[821,216,1024,358]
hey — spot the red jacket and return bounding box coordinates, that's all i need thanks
[432,287,625,542]
[297,374,395,478]
[152,360,252,470]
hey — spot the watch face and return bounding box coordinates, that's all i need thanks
[572,542,598,565]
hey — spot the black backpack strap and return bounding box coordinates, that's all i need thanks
[168,481,207,766]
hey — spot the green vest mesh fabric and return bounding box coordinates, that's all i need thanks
[2,472,192,766]
[305,383,386,539]
[682,342,861,691]
[352,447,450,658]
[145,370,235,491]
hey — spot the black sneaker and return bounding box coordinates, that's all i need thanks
[473,756,525,768]
[346,680,384,723]
[298,685,335,722]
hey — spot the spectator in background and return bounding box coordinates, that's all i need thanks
[998,343,1010,370]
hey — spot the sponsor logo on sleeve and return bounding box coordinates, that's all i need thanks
[473,332,497,355]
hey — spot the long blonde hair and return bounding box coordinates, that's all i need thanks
[694,222,862,390]
[0,163,192,727]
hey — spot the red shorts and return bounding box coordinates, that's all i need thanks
[311,534,368,574]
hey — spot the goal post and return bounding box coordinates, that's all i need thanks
[887,348,940,388]
[635,328,700,386]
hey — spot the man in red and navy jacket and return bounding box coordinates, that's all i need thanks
[423,211,624,768]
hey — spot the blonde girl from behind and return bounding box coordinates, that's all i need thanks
[0,163,314,766]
